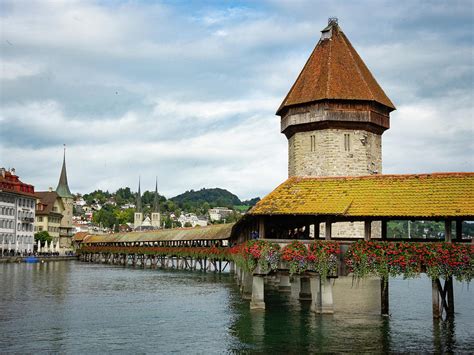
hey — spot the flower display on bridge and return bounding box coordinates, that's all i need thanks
[79,240,473,282]
[281,241,310,275]
[79,246,230,260]
[308,241,341,279]
[345,241,474,282]
[233,239,281,273]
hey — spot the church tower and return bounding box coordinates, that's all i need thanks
[278,19,395,238]
[151,177,161,229]
[56,146,74,248]
[134,178,143,230]
[277,18,395,178]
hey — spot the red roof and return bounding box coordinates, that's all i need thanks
[277,22,395,115]
[0,169,35,197]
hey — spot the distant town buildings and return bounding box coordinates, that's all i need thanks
[178,213,208,227]
[0,168,36,255]
[133,177,161,231]
[209,207,233,222]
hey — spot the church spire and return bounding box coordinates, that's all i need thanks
[136,177,142,212]
[153,177,160,213]
[56,145,73,198]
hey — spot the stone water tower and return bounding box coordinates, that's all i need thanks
[277,18,396,237]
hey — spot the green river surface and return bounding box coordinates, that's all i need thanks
[1,261,473,353]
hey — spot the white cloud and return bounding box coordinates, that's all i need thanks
[0,59,44,80]
[0,0,472,201]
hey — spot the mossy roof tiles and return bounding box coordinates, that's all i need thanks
[250,173,474,218]
[83,223,235,244]
[277,23,395,115]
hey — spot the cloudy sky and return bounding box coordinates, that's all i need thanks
[1,0,473,200]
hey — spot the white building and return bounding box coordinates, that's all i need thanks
[178,213,208,227]
[209,207,234,222]
[0,168,36,256]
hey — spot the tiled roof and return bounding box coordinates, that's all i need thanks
[83,223,235,244]
[277,22,395,115]
[249,173,474,218]
[72,232,89,242]
[36,191,63,216]
[0,170,36,198]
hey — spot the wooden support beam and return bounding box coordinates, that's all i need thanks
[455,220,463,241]
[258,217,265,239]
[432,279,441,319]
[364,220,372,241]
[325,221,332,240]
[444,220,452,242]
[381,220,388,240]
[381,277,389,316]
[314,221,320,239]
[446,276,454,317]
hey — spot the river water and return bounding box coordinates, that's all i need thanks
[1,261,473,353]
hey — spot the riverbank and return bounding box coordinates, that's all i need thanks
[0,255,77,263]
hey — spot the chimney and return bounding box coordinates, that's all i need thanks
[49,187,53,192]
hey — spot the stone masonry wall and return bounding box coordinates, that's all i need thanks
[288,129,382,239]
[288,129,382,177]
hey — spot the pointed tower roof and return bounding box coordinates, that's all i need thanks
[136,177,142,213]
[153,177,160,213]
[56,146,73,198]
[277,18,395,116]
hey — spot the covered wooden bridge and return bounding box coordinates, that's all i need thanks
[237,172,473,242]
[77,172,473,318]
[78,223,235,272]
[234,172,473,317]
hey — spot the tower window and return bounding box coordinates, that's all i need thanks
[344,134,351,151]
[310,135,316,152]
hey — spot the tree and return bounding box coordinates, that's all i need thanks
[184,222,193,228]
[93,204,118,229]
[34,231,52,245]
[115,208,134,225]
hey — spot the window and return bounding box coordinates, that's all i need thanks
[310,135,316,152]
[38,216,43,222]
[344,134,351,152]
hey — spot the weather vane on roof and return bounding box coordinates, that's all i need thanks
[328,17,338,25]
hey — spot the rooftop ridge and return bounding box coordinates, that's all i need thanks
[290,172,474,182]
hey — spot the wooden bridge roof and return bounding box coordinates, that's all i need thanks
[82,223,235,244]
[249,173,474,219]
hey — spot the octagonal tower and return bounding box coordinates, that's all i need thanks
[278,18,395,178]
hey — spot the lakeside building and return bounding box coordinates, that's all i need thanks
[35,149,75,250]
[35,190,65,242]
[0,168,36,255]
[274,17,395,239]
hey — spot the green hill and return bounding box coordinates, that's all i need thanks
[171,188,241,209]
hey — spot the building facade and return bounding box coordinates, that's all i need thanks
[0,168,36,256]
[277,19,395,238]
[35,190,65,243]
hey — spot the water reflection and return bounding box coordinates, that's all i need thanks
[1,262,473,353]
[433,318,457,353]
